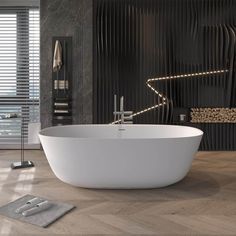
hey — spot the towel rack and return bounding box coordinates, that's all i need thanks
[2,114,35,169]
[52,37,72,126]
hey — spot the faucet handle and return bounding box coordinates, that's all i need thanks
[123,111,133,115]
[124,111,133,123]
[124,116,133,121]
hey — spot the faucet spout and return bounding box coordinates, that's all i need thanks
[112,95,133,125]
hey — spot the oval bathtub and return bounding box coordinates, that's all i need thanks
[38,125,203,189]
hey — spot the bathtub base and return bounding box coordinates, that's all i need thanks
[60,180,185,189]
[52,164,190,189]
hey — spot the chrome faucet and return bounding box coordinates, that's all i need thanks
[113,95,133,124]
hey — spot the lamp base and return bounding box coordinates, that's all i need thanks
[11,161,34,169]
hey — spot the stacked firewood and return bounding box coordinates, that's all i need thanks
[191,108,236,123]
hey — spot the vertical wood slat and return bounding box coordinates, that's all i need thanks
[93,0,236,150]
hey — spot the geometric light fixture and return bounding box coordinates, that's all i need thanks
[111,69,228,124]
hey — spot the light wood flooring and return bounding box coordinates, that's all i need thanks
[0,150,235,235]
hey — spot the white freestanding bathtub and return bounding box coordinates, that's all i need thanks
[39,125,203,189]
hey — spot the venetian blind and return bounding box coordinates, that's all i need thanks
[0,7,39,145]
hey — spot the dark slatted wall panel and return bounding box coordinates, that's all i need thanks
[93,0,236,150]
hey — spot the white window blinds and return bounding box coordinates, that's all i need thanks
[0,7,39,146]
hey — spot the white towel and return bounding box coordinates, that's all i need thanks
[53,40,63,72]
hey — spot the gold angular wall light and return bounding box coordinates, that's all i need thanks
[112,69,228,124]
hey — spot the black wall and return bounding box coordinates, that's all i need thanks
[93,0,236,150]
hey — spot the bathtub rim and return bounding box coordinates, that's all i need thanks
[38,124,203,140]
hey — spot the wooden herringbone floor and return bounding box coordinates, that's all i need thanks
[0,150,235,235]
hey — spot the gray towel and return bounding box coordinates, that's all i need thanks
[0,195,75,228]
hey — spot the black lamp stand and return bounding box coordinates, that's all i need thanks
[11,117,34,169]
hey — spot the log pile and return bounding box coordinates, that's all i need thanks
[191,108,236,123]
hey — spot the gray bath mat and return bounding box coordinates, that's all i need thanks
[0,194,75,228]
